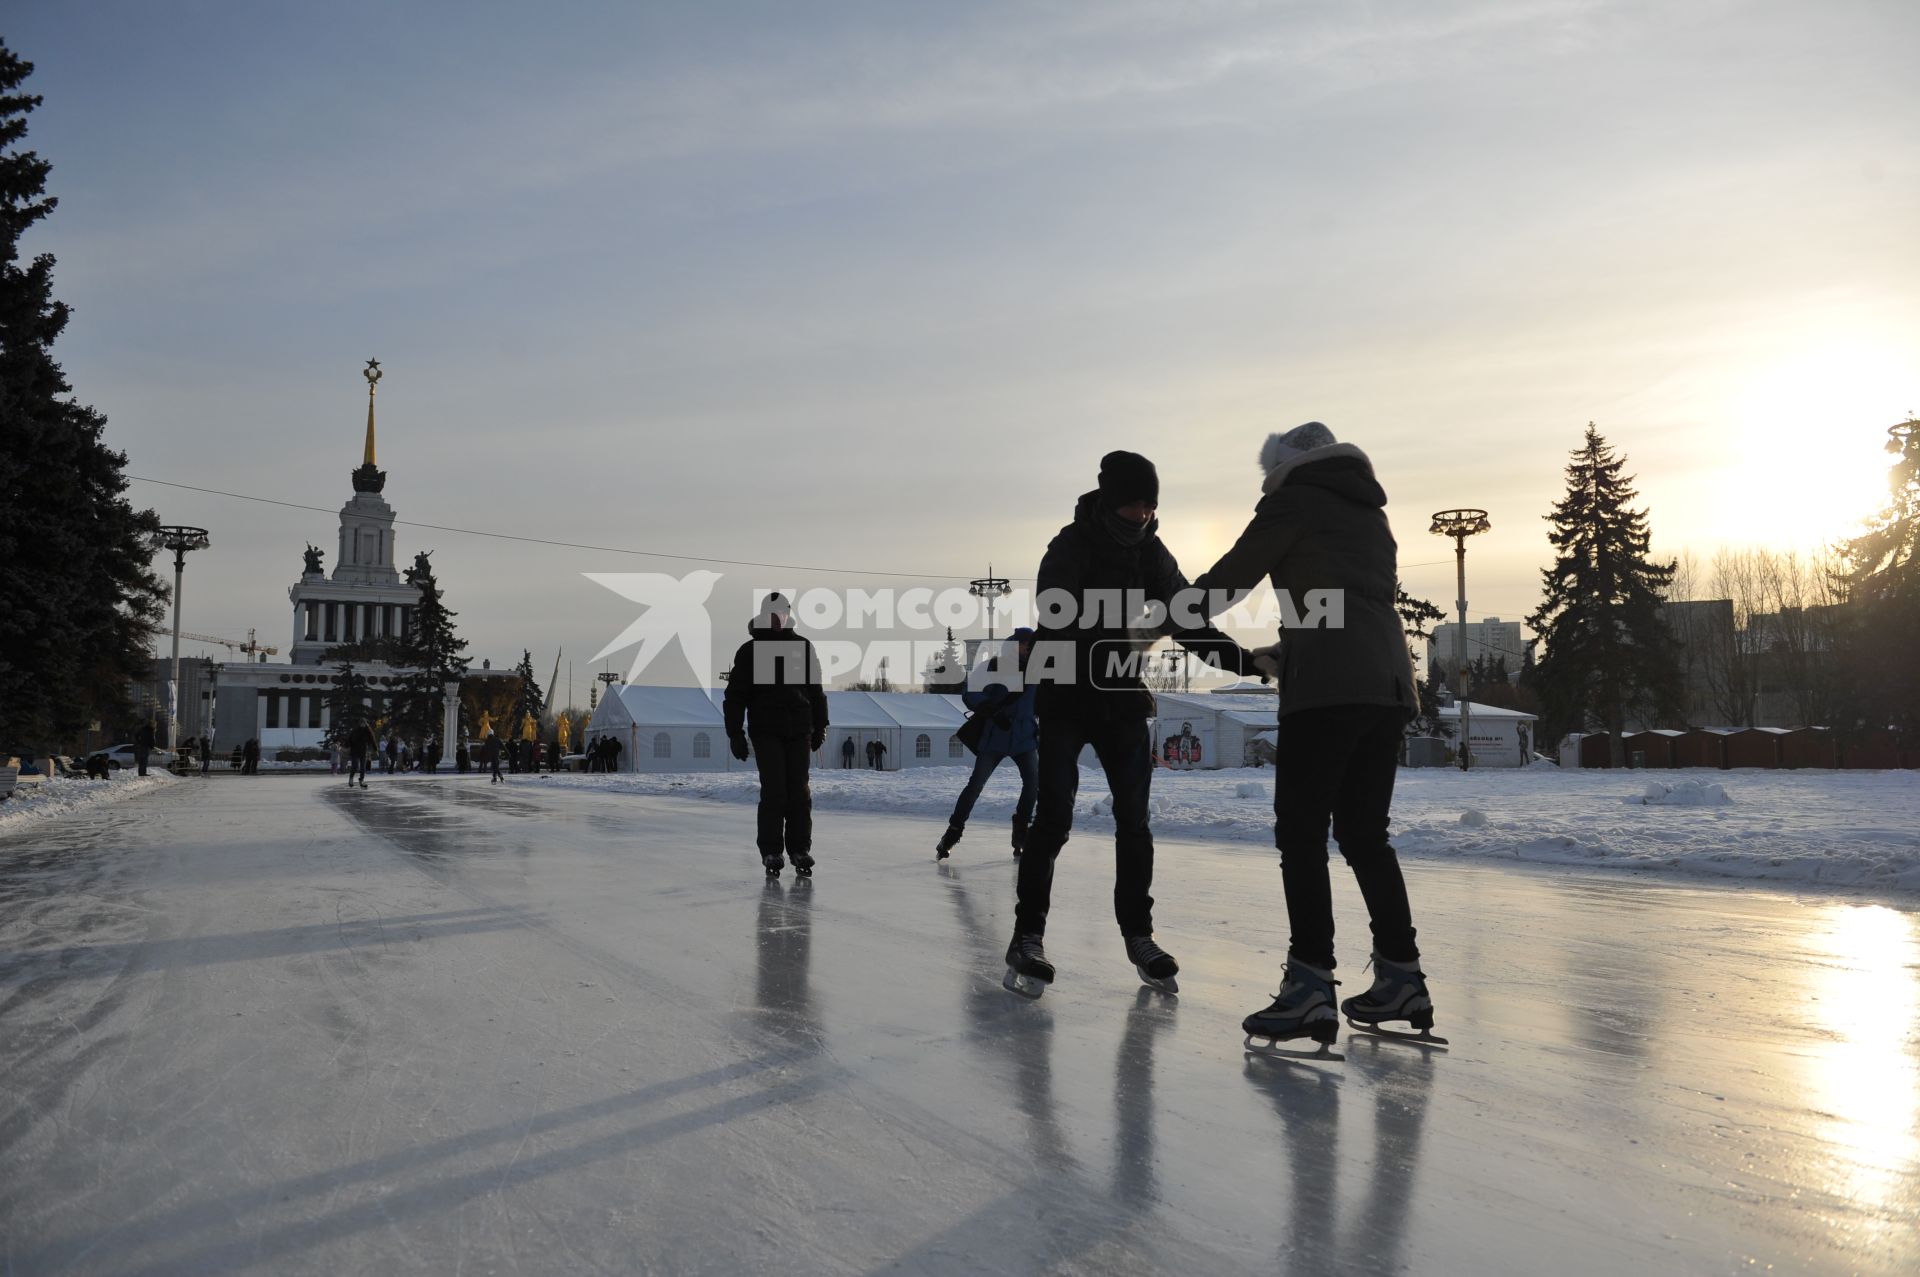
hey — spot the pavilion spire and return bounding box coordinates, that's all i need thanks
[351,358,388,494]
[362,357,381,465]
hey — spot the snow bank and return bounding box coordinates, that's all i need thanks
[526,765,1920,893]
[0,772,176,835]
[1639,779,1731,807]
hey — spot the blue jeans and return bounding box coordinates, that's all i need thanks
[1015,713,1156,937]
[946,748,1038,830]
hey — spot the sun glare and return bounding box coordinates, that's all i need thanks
[1712,338,1917,552]
[1802,904,1920,1234]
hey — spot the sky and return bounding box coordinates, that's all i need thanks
[10,0,1919,698]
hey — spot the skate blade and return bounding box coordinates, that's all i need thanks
[1002,967,1050,999]
[1345,1018,1449,1048]
[1244,1034,1343,1063]
[1135,967,1179,995]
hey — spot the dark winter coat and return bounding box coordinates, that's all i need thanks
[347,723,375,755]
[1194,445,1418,720]
[481,736,501,764]
[962,675,1039,756]
[1032,491,1251,722]
[724,626,829,742]
[133,721,154,751]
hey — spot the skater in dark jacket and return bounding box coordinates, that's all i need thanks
[1007,451,1257,999]
[723,594,829,878]
[483,731,504,783]
[937,628,1040,860]
[345,721,375,787]
[1193,421,1437,1050]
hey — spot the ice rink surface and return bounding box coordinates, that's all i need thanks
[3,774,1916,1275]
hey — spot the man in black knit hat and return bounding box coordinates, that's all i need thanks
[1004,450,1258,998]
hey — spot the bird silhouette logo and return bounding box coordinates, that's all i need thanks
[586,570,725,686]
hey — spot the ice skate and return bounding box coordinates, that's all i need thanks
[1342,953,1448,1047]
[762,855,784,880]
[790,851,815,878]
[1003,933,1054,999]
[935,825,962,861]
[1243,959,1343,1061]
[1123,934,1179,994]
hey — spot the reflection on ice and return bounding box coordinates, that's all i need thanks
[1805,904,1920,1230]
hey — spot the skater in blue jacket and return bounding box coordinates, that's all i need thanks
[937,628,1040,861]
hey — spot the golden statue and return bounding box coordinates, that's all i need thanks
[521,712,537,742]
[557,715,572,751]
[476,709,493,740]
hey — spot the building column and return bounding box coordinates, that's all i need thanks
[256,691,270,738]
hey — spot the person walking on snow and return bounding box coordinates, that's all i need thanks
[937,627,1040,861]
[840,736,856,769]
[132,719,154,777]
[1005,451,1259,998]
[724,593,829,879]
[1193,421,1435,1049]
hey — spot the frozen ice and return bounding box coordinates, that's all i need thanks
[2,773,1917,1275]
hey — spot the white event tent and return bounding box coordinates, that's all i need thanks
[584,686,977,774]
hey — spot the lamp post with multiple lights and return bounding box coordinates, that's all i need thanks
[1429,509,1490,771]
[152,525,211,752]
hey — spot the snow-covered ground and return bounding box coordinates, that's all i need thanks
[3,775,1917,1275]
[529,763,1920,893]
[0,769,175,834]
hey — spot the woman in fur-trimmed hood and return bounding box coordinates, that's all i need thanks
[1194,421,1443,1052]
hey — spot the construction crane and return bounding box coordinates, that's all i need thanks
[173,628,279,659]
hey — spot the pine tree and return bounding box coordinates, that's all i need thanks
[1527,424,1682,762]
[922,627,966,692]
[325,662,373,743]
[1838,417,1920,745]
[1395,584,1450,741]
[389,551,468,742]
[511,649,545,739]
[0,42,165,748]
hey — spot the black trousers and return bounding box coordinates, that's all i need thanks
[348,750,369,783]
[753,734,813,860]
[1015,711,1156,937]
[1272,704,1419,969]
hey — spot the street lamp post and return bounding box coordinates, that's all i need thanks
[153,525,211,752]
[1429,509,1490,771]
[969,565,1012,645]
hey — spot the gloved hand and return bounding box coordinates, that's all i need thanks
[729,735,750,761]
[1248,642,1283,683]
[810,729,826,752]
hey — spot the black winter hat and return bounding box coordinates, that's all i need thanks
[1097,450,1159,507]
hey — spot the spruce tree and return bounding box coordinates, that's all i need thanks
[1527,424,1682,762]
[325,662,373,743]
[511,649,546,738]
[1395,584,1449,741]
[922,627,966,692]
[391,551,468,742]
[0,42,165,748]
[1838,417,1920,745]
